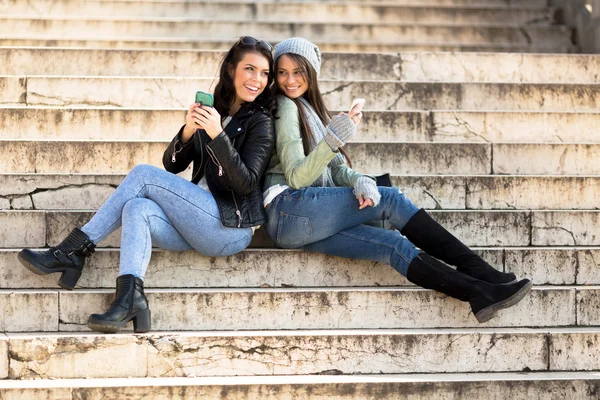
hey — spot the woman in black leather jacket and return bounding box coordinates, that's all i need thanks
[17,37,275,333]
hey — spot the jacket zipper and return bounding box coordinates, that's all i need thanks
[231,191,242,227]
[206,144,223,177]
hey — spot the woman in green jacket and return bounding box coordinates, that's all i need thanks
[262,37,532,323]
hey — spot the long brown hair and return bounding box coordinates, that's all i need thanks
[213,40,275,117]
[274,53,352,166]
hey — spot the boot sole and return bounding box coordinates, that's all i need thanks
[474,280,533,323]
[18,251,81,290]
[88,310,151,334]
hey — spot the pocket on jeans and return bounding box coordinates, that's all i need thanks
[276,212,312,248]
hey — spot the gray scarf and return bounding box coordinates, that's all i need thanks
[297,97,347,187]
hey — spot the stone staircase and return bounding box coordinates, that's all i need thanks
[1,0,600,398]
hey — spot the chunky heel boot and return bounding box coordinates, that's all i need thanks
[401,209,517,284]
[406,253,532,323]
[88,274,151,334]
[18,227,95,290]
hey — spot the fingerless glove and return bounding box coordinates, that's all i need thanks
[324,114,356,151]
[353,176,381,207]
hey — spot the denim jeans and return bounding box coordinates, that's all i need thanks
[265,186,421,276]
[81,164,253,279]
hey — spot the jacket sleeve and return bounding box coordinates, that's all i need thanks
[330,161,362,187]
[275,96,338,189]
[205,111,275,197]
[163,125,197,174]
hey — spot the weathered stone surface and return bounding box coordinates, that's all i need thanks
[430,211,530,247]
[347,143,490,175]
[550,331,600,371]
[56,287,571,332]
[0,334,7,379]
[5,373,600,400]
[0,2,551,24]
[9,49,597,82]
[532,211,600,246]
[0,38,572,53]
[575,249,600,285]
[429,111,600,143]
[0,19,572,45]
[16,78,599,111]
[467,176,600,210]
[0,197,10,209]
[146,330,547,377]
[10,195,33,210]
[0,107,182,140]
[3,330,548,379]
[575,287,600,326]
[0,211,45,247]
[0,291,58,331]
[504,249,577,285]
[7,333,148,379]
[392,176,466,210]
[494,144,600,175]
[0,76,26,106]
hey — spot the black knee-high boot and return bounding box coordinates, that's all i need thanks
[407,253,531,323]
[88,274,151,333]
[18,227,96,290]
[401,209,516,284]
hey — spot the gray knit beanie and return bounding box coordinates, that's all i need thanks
[274,37,322,76]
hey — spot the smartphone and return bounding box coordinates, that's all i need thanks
[195,91,214,107]
[349,98,365,117]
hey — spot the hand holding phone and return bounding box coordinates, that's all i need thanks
[348,98,365,117]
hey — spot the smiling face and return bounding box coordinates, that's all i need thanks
[230,51,271,113]
[276,54,309,99]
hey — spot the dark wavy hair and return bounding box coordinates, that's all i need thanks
[213,39,275,117]
[273,53,352,166]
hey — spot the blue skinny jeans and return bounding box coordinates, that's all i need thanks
[81,164,253,279]
[265,186,420,276]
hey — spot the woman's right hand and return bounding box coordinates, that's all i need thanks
[182,103,202,143]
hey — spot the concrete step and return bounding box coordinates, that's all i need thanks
[0,38,575,53]
[4,140,600,175]
[0,18,573,46]
[2,373,600,400]
[4,49,599,83]
[3,328,600,378]
[3,108,599,143]
[2,209,600,248]
[0,286,588,332]
[3,174,600,211]
[0,246,597,289]
[4,77,598,111]
[1,1,554,25]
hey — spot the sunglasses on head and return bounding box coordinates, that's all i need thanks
[237,36,273,52]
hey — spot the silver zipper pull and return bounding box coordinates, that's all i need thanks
[236,210,242,227]
[218,166,223,176]
[171,151,176,163]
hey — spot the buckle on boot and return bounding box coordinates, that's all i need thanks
[81,242,95,257]
[53,249,62,259]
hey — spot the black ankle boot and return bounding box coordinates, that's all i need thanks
[406,253,532,323]
[88,274,151,333]
[17,227,96,290]
[401,209,517,284]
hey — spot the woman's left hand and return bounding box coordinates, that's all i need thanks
[195,105,223,139]
[357,194,374,209]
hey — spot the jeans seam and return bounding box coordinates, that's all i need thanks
[338,229,414,266]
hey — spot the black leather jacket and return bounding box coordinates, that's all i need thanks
[163,104,274,228]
